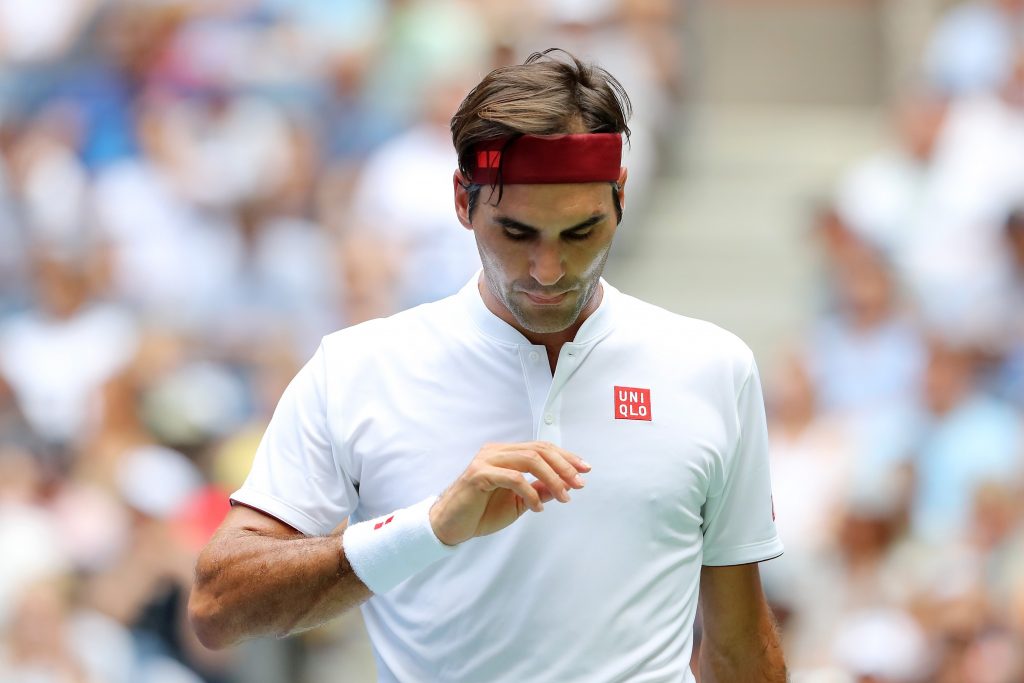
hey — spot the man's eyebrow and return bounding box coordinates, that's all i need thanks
[493,214,606,233]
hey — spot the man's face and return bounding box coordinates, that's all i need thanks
[455,174,625,335]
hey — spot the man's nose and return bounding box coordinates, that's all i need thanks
[530,240,565,287]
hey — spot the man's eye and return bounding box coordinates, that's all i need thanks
[504,229,531,241]
[564,230,593,241]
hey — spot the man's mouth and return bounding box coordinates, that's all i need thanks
[522,291,570,305]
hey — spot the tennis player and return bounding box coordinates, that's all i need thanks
[189,49,786,682]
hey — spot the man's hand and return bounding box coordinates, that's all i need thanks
[429,441,591,546]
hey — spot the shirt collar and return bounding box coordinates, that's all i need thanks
[459,271,617,347]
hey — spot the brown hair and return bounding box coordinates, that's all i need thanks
[450,48,632,219]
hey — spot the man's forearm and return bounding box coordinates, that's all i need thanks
[698,627,787,683]
[188,528,370,649]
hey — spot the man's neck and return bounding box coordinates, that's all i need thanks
[478,278,604,371]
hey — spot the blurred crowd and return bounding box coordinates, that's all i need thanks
[4,0,1024,682]
[764,1,1024,681]
[0,1,683,682]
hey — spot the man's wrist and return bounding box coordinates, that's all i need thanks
[342,496,458,595]
[428,496,459,547]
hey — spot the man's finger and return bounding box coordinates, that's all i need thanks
[531,479,557,505]
[529,443,588,490]
[489,451,571,503]
[478,468,545,512]
[529,441,591,474]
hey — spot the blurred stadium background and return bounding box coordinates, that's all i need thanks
[1,0,1023,681]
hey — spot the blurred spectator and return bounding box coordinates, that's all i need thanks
[925,0,1024,97]
[82,445,233,683]
[781,471,913,671]
[0,251,138,448]
[0,577,138,683]
[3,106,90,249]
[836,89,949,260]
[810,203,866,311]
[154,95,293,211]
[805,243,925,415]
[90,100,239,330]
[830,608,931,683]
[317,50,397,166]
[909,340,1023,542]
[972,482,1024,629]
[0,0,97,65]
[345,71,482,320]
[0,497,67,629]
[839,42,1024,348]
[141,361,248,452]
[359,0,492,128]
[904,46,1024,343]
[767,352,856,560]
[763,352,858,666]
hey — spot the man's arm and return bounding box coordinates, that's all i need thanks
[188,504,371,650]
[188,441,588,650]
[698,563,786,682]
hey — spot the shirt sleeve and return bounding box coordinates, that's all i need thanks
[231,343,357,536]
[700,357,784,566]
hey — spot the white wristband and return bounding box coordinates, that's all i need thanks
[342,496,457,595]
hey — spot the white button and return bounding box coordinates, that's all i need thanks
[529,351,540,362]
[566,351,576,360]
[544,413,554,425]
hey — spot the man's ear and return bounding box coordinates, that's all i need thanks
[453,171,473,230]
[616,166,628,211]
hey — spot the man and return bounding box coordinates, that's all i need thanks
[189,49,786,681]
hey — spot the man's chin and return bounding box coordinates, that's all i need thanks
[512,308,579,335]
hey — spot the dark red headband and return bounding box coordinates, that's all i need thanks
[467,133,622,185]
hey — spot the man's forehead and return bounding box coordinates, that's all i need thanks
[479,181,614,211]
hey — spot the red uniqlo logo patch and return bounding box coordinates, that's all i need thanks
[373,515,394,531]
[477,150,501,168]
[614,386,651,421]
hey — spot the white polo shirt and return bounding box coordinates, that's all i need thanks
[232,276,783,683]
